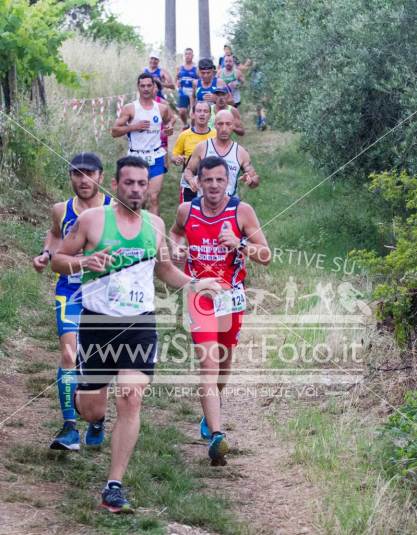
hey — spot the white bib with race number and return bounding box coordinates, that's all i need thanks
[82,259,156,316]
[135,149,156,166]
[214,284,246,317]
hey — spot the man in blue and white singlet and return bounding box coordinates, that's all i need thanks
[143,50,175,99]
[176,47,199,129]
[191,58,229,109]
[32,152,111,451]
[111,73,175,215]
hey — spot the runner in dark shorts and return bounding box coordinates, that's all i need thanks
[52,155,221,513]
[77,310,158,391]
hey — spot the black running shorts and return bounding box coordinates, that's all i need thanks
[76,308,158,391]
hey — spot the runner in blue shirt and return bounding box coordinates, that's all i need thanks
[176,48,199,129]
[191,58,228,108]
[144,51,175,99]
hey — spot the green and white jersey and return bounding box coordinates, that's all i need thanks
[82,206,157,316]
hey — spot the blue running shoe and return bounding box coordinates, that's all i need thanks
[208,432,229,466]
[101,485,134,514]
[50,421,80,451]
[85,418,105,447]
[200,416,211,441]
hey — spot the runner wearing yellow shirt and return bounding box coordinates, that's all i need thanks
[171,100,216,202]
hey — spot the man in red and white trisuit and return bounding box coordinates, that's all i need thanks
[169,155,271,465]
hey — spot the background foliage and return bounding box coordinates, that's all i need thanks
[231,0,417,179]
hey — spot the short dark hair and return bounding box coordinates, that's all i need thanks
[198,58,215,71]
[185,47,193,53]
[137,72,154,84]
[115,156,149,182]
[192,101,211,114]
[197,156,229,180]
[153,77,162,92]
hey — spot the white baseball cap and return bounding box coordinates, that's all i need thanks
[149,51,160,60]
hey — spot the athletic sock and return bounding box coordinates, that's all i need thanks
[106,480,122,490]
[63,420,76,428]
[211,431,223,438]
[57,368,77,421]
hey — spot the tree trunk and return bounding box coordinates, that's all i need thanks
[30,74,47,112]
[1,76,11,113]
[37,74,47,108]
[165,0,176,64]
[198,0,211,59]
[8,64,17,110]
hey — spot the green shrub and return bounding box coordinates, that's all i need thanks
[380,390,417,485]
[351,170,417,345]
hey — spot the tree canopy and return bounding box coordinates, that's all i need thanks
[231,0,417,179]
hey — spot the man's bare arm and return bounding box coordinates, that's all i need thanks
[33,203,65,272]
[161,68,175,90]
[237,67,245,85]
[238,204,270,265]
[161,103,175,136]
[168,203,189,262]
[239,148,259,188]
[110,104,136,138]
[232,108,245,136]
[183,142,204,191]
[51,212,113,275]
[154,218,192,288]
[190,79,198,109]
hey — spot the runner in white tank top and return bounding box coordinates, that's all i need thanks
[111,73,175,215]
[127,100,165,159]
[204,138,240,196]
[184,109,259,197]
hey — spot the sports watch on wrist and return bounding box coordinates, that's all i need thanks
[238,237,248,251]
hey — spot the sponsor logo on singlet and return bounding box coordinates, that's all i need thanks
[114,247,146,259]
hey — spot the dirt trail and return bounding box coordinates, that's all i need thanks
[177,325,320,535]
[171,127,322,534]
[0,340,91,535]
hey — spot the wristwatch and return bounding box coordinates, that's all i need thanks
[237,237,248,251]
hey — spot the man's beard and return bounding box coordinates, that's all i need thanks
[75,185,98,199]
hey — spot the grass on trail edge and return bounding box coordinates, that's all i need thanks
[273,401,417,534]
[5,418,245,535]
[242,140,389,268]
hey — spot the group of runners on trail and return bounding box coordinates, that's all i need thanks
[32,46,271,513]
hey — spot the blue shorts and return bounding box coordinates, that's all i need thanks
[177,94,191,109]
[149,155,167,179]
[55,281,82,337]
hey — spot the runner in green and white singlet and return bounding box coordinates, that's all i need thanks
[52,156,222,514]
[81,205,157,317]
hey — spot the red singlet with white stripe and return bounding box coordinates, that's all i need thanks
[184,195,246,287]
